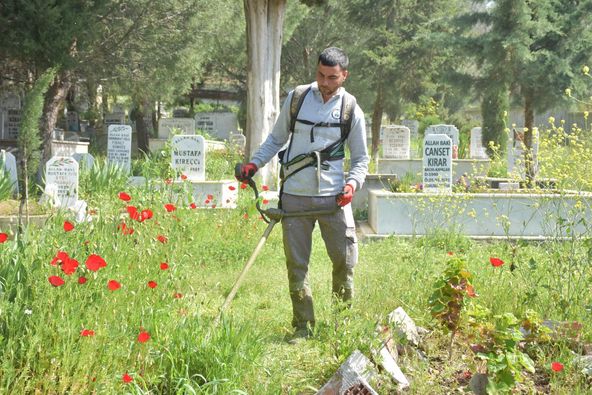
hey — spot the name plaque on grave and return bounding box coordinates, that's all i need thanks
[107,125,132,173]
[171,135,205,181]
[423,134,452,193]
[45,156,79,207]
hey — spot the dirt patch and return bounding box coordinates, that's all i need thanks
[0,200,47,216]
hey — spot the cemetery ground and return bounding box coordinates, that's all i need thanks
[1,149,592,394]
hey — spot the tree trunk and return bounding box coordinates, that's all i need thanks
[39,72,71,181]
[131,101,150,155]
[243,0,286,188]
[523,92,535,184]
[371,84,384,160]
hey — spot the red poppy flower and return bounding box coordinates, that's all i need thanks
[160,262,169,270]
[80,329,95,337]
[107,280,121,291]
[78,276,87,284]
[165,178,173,185]
[174,292,183,299]
[189,203,197,209]
[262,199,269,205]
[48,275,65,287]
[489,257,504,267]
[141,209,153,220]
[262,185,269,191]
[137,331,150,343]
[122,373,133,383]
[551,362,564,372]
[164,203,176,212]
[240,183,247,189]
[51,250,69,266]
[447,251,454,256]
[207,194,214,201]
[85,254,107,271]
[63,221,75,232]
[147,281,157,289]
[118,223,134,235]
[0,232,8,243]
[211,204,216,209]
[243,213,248,219]
[157,235,168,244]
[61,257,79,275]
[126,205,140,220]
[228,185,236,191]
[204,199,210,204]
[466,284,477,298]
[180,174,187,180]
[118,192,131,202]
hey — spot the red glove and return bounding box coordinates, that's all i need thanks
[336,184,355,207]
[236,162,258,182]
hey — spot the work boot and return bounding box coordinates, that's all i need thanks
[285,327,313,345]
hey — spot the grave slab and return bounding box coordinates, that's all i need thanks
[316,350,379,395]
[44,156,79,208]
[171,135,205,181]
[107,125,132,173]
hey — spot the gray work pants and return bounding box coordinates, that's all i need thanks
[281,193,358,331]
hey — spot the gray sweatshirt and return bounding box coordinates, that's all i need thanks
[250,82,369,196]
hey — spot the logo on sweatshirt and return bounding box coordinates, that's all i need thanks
[331,109,341,119]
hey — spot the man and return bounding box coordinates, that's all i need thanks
[237,47,369,344]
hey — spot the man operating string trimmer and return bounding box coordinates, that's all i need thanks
[236,47,369,344]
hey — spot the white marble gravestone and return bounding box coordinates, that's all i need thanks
[158,118,195,139]
[381,125,411,159]
[72,152,95,171]
[45,156,79,208]
[195,112,238,140]
[401,119,419,140]
[228,133,246,150]
[171,135,206,181]
[0,150,18,195]
[107,125,132,173]
[423,134,452,193]
[104,112,126,127]
[470,127,488,159]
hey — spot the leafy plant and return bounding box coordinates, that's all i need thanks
[0,167,14,201]
[428,255,475,358]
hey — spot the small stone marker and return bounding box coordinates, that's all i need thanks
[171,135,205,181]
[469,127,488,159]
[423,134,452,193]
[387,307,421,347]
[45,156,79,208]
[0,150,18,196]
[401,119,419,140]
[72,152,95,171]
[158,118,195,139]
[375,344,410,389]
[316,350,379,395]
[107,125,132,173]
[381,125,411,159]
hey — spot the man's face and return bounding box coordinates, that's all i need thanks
[316,63,349,101]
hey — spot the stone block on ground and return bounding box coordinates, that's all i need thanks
[316,350,379,395]
[387,307,421,347]
[373,342,410,389]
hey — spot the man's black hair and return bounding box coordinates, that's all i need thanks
[318,47,349,70]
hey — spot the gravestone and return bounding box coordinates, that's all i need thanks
[158,118,195,139]
[381,125,411,159]
[228,133,246,150]
[172,108,189,118]
[195,112,238,140]
[45,156,79,208]
[508,128,539,178]
[0,150,18,195]
[469,127,488,159]
[423,134,452,193]
[107,125,132,173]
[67,110,80,132]
[401,119,419,140]
[425,124,459,158]
[104,112,126,127]
[171,135,206,181]
[72,152,95,171]
[4,108,22,139]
